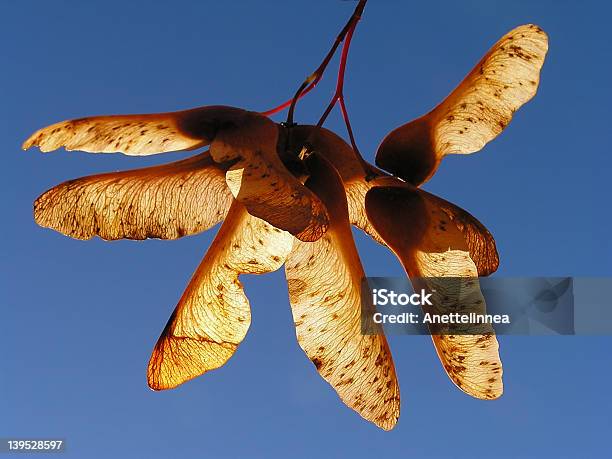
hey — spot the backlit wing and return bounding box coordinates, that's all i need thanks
[376,24,548,185]
[365,183,503,399]
[148,201,293,390]
[421,191,499,276]
[285,154,400,430]
[288,126,498,275]
[34,152,232,240]
[23,105,247,156]
[212,114,329,242]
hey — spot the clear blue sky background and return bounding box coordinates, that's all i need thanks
[2,1,610,457]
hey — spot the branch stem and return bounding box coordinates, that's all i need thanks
[261,0,367,122]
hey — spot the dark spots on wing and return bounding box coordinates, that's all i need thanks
[311,357,323,370]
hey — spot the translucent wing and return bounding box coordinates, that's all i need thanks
[285,154,400,430]
[420,191,499,276]
[211,114,329,242]
[377,24,548,185]
[288,126,498,275]
[34,152,232,240]
[23,105,247,156]
[148,201,293,390]
[365,183,503,399]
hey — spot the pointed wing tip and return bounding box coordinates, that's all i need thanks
[373,409,400,431]
[450,378,504,401]
[451,362,504,400]
[146,377,182,392]
[22,134,38,151]
[466,383,504,401]
[146,346,195,392]
[146,380,166,392]
[146,366,184,392]
[22,125,62,152]
[509,23,549,45]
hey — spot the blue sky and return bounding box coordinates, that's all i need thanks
[1,1,610,457]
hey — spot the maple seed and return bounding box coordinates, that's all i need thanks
[22,0,547,431]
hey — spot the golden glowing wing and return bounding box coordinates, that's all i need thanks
[420,191,499,276]
[211,114,329,242]
[34,152,232,240]
[285,154,400,430]
[365,183,503,399]
[287,126,497,274]
[148,201,293,390]
[23,105,247,156]
[377,24,548,185]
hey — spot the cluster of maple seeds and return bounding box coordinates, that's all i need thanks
[23,0,547,430]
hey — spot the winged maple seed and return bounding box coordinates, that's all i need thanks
[23,0,547,431]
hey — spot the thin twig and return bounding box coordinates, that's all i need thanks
[316,3,372,173]
[260,0,367,121]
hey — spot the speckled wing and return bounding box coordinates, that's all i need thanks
[211,114,329,242]
[420,191,499,276]
[23,105,247,155]
[33,152,232,240]
[365,182,503,399]
[148,201,293,390]
[376,24,548,185]
[285,154,400,430]
[287,126,498,275]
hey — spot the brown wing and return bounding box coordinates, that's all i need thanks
[285,154,400,430]
[34,152,232,240]
[286,126,498,275]
[23,105,247,156]
[421,191,499,276]
[148,201,294,390]
[286,125,387,244]
[377,24,548,185]
[365,183,503,399]
[211,114,329,242]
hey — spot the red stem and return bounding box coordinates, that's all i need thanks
[261,0,367,122]
[260,77,318,117]
[316,9,370,170]
[317,19,356,127]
